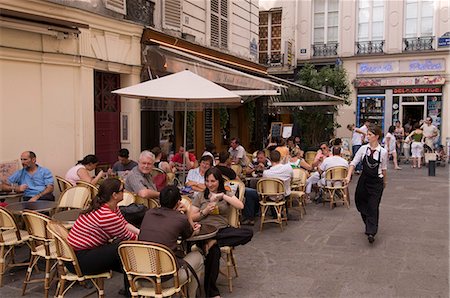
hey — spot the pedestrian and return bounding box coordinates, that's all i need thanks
[344,124,388,244]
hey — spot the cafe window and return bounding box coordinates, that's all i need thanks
[313,0,339,44]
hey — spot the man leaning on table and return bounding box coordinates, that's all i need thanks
[6,151,54,202]
[125,150,160,200]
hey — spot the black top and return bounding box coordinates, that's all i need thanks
[215,165,237,180]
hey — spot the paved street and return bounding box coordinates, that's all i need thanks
[1,164,448,297]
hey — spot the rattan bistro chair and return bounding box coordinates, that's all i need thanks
[289,168,309,218]
[22,210,58,298]
[46,221,111,298]
[305,151,317,166]
[55,185,91,213]
[118,241,189,298]
[76,180,99,200]
[322,166,350,209]
[257,178,287,232]
[117,191,136,207]
[0,207,31,287]
[55,176,72,193]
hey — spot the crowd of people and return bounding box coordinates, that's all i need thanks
[1,116,447,298]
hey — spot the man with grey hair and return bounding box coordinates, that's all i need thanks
[125,150,160,200]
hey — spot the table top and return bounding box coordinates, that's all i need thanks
[52,209,82,225]
[6,201,57,214]
[187,224,218,241]
[0,192,23,200]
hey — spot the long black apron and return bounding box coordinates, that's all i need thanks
[354,147,384,236]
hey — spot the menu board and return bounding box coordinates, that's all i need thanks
[282,124,293,138]
[270,122,283,142]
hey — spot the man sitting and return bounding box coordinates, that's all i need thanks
[170,146,197,171]
[305,142,332,202]
[317,146,349,188]
[111,148,138,175]
[6,151,54,201]
[125,150,160,200]
[139,185,203,298]
[228,137,248,167]
[245,150,271,177]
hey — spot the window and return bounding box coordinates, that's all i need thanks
[404,0,434,38]
[313,0,339,44]
[357,0,384,41]
[103,0,126,14]
[211,0,228,49]
[258,9,282,65]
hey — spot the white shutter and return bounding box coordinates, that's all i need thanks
[211,0,228,49]
[164,0,181,29]
[103,0,126,14]
[211,14,220,47]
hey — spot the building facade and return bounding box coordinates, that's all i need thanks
[260,0,450,148]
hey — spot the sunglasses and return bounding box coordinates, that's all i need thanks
[321,147,328,150]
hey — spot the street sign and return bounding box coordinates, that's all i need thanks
[438,32,450,47]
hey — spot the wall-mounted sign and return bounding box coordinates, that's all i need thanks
[358,59,445,74]
[402,59,445,72]
[300,48,307,54]
[358,62,398,74]
[438,32,450,47]
[354,75,445,87]
[393,87,442,94]
[250,38,258,56]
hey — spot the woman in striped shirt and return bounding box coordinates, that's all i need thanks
[67,178,139,295]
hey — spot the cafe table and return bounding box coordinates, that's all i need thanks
[187,224,218,242]
[0,191,23,203]
[52,209,82,229]
[6,201,57,215]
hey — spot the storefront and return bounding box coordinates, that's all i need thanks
[354,58,446,144]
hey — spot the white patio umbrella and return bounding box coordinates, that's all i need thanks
[112,70,241,180]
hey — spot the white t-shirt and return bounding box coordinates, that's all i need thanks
[350,144,388,177]
[320,156,349,173]
[263,163,294,196]
[186,168,204,184]
[352,128,363,146]
[383,132,396,153]
[359,124,368,143]
[421,123,438,139]
[228,145,247,166]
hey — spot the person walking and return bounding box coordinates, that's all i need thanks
[383,125,402,170]
[407,124,424,169]
[344,124,388,244]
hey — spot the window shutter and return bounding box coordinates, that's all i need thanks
[164,0,181,29]
[211,14,220,47]
[103,0,126,14]
[211,0,228,49]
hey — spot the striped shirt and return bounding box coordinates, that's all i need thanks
[67,204,137,251]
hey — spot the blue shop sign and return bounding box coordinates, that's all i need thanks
[438,37,450,47]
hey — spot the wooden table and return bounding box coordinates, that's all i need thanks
[6,201,57,215]
[187,224,218,241]
[52,209,82,228]
[0,191,23,203]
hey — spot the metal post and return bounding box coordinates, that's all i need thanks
[182,99,188,183]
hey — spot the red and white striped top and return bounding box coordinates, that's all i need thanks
[67,204,137,251]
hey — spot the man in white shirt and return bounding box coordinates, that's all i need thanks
[317,147,349,188]
[359,119,370,144]
[421,117,439,150]
[228,137,248,167]
[263,150,298,220]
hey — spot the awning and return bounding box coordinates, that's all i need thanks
[144,45,284,97]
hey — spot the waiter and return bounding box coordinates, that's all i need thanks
[344,124,388,244]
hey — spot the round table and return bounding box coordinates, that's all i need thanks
[52,209,82,228]
[0,191,23,202]
[6,201,57,214]
[187,224,218,241]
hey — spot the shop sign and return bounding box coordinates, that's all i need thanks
[250,38,258,56]
[357,62,398,74]
[400,59,445,72]
[354,75,445,87]
[393,87,442,94]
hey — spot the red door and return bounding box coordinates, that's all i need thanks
[94,71,120,166]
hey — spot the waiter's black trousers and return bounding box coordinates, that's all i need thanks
[354,175,384,236]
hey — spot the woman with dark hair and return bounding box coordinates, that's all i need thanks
[191,167,253,298]
[67,178,139,295]
[65,154,104,185]
[344,124,388,244]
[383,125,402,170]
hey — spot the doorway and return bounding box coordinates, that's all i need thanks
[402,105,424,129]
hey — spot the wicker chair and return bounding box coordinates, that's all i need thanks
[257,178,287,231]
[220,180,245,292]
[55,185,91,213]
[118,241,189,298]
[230,164,242,178]
[46,221,112,298]
[134,195,160,209]
[305,151,317,166]
[321,166,350,209]
[151,168,168,192]
[55,176,72,193]
[0,207,30,287]
[22,210,58,298]
[76,180,99,199]
[289,168,309,218]
[117,191,136,207]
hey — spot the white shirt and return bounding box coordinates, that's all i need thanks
[201,151,216,166]
[352,128,363,146]
[350,144,388,177]
[186,168,204,184]
[229,145,247,166]
[320,156,349,174]
[383,132,396,153]
[359,124,368,143]
[263,163,293,196]
[421,123,438,139]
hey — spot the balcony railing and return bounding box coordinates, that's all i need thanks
[312,43,338,57]
[126,0,155,27]
[403,36,434,52]
[356,40,384,55]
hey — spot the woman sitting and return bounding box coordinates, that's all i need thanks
[67,178,139,296]
[65,154,104,186]
[190,167,253,298]
[289,147,313,171]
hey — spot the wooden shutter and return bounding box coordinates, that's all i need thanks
[164,0,181,29]
[103,0,126,14]
[211,0,228,49]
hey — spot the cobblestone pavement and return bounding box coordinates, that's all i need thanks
[0,164,448,297]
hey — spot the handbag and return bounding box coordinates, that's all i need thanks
[119,203,147,228]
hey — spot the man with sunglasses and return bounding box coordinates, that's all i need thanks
[6,151,54,202]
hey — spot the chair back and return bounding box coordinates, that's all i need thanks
[117,191,136,207]
[305,151,317,165]
[0,207,22,242]
[55,175,72,193]
[291,168,308,191]
[57,185,91,211]
[46,221,83,275]
[230,164,242,177]
[180,196,191,212]
[257,178,285,202]
[151,168,168,192]
[22,211,53,254]
[225,180,245,228]
[118,241,182,294]
[324,166,348,187]
[76,180,99,198]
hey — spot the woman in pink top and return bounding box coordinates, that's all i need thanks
[65,154,104,186]
[67,178,139,295]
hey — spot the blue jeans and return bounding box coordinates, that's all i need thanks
[352,145,362,171]
[243,187,259,220]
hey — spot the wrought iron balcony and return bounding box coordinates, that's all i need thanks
[403,36,434,52]
[355,40,384,55]
[126,0,155,27]
[312,43,338,57]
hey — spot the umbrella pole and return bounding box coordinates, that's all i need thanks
[182,100,188,183]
